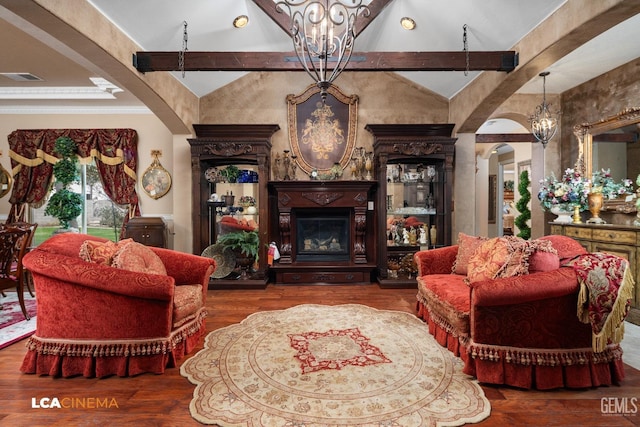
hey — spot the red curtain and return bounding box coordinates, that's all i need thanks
[7,129,140,236]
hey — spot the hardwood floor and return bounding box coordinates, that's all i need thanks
[1,284,639,426]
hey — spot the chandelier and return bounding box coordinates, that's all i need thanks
[276,0,370,102]
[529,71,560,148]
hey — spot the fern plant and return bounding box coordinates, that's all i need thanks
[515,169,531,239]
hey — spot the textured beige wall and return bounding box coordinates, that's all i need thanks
[200,71,449,162]
[561,58,640,180]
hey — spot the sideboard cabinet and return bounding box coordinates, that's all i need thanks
[550,223,640,325]
[188,124,279,289]
[367,124,456,288]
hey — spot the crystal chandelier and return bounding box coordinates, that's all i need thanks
[276,0,369,102]
[529,71,560,148]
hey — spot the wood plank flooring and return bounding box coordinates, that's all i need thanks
[1,284,639,426]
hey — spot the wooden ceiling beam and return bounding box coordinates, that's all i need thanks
[592,132,638,143]
[133,50,518,73]
[475,133,538,143]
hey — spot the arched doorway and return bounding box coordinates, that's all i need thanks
[475,118,532,238]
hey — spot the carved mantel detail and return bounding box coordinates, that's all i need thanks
[392,142,443,156]
[302,192,344,205]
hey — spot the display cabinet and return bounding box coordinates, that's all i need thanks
[188,124,279,289]
[367,124,456,288]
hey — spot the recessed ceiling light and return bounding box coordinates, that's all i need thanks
[400,17,416,31]
[233,15,249,29]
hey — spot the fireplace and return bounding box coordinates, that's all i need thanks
[295,210,350,262]
[268,181,377,284]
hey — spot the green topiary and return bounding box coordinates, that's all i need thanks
[44,136,83,229]
[515,169,531,240]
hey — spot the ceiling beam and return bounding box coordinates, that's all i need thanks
[133,50,518,73]
[250,0,291,34]
[593,132,638,143]
[475,133,538,143]
[354,0,395,37]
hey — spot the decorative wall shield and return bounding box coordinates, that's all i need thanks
[286,84,358,175]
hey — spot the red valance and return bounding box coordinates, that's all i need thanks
[6,129,140,234]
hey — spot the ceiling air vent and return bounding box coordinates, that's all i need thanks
[0,73,43,82]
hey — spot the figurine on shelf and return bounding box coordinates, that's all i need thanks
[419,226,428,245]
[402,228,410,245]
[283,150,291,181]
[273,153,281,180]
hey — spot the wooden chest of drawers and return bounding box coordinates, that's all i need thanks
[124,217,167,248]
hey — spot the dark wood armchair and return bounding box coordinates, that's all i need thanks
[0,224,31,320]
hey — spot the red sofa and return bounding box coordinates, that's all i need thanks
[415,234,625,390]
[21,233,215,378]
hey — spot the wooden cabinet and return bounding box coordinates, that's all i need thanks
[124,217,166,248]
[188,124,279,289]
[550,223,640,325]
[367,124,456,288]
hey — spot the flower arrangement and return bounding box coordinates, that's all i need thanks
[538,168,589,212]
[590,168,634,199]
[239,195,256,206]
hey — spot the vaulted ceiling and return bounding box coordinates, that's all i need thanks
[1,0,640,131]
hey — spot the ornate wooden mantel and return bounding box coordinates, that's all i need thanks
[268,180,378,284]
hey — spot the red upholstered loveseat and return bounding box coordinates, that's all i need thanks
[415,234,625,390]
[21,233,215,378]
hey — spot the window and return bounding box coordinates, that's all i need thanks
[31,161,126,245]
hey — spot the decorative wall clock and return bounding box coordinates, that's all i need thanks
[141,150,172,199]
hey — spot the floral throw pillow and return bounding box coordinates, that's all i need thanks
[466,236,531,284]
[111,241,167,276]
[452,232,488,275]
[79,238,133,265]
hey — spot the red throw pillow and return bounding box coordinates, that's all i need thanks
[538,235,587,263]
[466,236,531,284]
[528,238,560,273]
[112,241,167,275]
[452,232,488,275]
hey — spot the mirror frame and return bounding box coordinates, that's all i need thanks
[573,106,640,213]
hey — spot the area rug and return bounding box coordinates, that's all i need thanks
[0,292,37,350]
[181,304,491,427]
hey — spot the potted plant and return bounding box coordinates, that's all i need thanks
[515,169,531,239]
[217,230,259,279]
[44,136,83,230]
[220,165,240,183]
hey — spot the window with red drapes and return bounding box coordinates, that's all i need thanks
[6,129,140,237]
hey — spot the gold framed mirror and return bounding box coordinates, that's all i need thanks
[574,107,640,213]
[0,161,12,199]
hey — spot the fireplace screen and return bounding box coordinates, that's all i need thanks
[296,213,350,262]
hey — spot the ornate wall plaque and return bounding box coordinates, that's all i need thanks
[286,84,358,175]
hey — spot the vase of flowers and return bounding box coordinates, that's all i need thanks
[538,168,589,223]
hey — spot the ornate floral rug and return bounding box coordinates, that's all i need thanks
[181,304,490,426]
[0,292,37,350]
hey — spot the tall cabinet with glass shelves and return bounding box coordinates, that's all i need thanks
[188,124,279,288]
[367,124,456,288]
